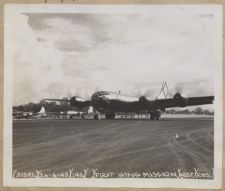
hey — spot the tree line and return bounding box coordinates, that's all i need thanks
[13,102,87,113]
[165,107,214,115]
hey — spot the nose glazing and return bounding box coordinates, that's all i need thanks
[91,92,109,107]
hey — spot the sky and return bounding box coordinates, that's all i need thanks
[9,9,215,109]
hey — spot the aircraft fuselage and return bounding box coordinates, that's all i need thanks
[45,90,214,120]
[91,91,146,113]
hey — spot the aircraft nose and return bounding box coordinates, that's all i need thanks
[91,92,109,106]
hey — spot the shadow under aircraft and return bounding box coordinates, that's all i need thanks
[44,88,214,120]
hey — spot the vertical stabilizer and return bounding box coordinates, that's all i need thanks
[156,80,169,99]
[38,106,46,114]
[88,106,93,114]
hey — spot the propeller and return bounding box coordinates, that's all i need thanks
[44,96,91,108]
[173,92,188,107]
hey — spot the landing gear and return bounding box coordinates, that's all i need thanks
[94,113,99,120]
[105,112,115,119]
[156,113,160,120]
[150,112,154,120]
[150,110,161,120]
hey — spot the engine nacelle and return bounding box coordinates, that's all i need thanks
[173,93,188,107]
[139,96,150,108]
[70,96,90,107]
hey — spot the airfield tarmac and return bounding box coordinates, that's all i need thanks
[13,117,214,179]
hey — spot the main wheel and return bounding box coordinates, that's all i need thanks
[156,110,161,120]
[105,112,110,119]
[150,111,155,120]
[155,113,159,120]
[110,112,115,119]
[105,112,115,119]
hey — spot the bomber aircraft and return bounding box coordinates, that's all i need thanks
[45,90,214,120]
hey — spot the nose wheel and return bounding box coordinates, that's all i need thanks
[105,112,115,119]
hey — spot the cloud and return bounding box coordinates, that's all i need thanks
[25,14,131,53]
[9,14,65,104]
[9,12,214,106]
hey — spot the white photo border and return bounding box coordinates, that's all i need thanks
[3,4,223,188]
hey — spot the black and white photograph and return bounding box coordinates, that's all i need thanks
[4,4,223,188]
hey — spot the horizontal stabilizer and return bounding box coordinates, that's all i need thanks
[38,106,46,114]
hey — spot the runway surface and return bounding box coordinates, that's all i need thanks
[13,117,214,178]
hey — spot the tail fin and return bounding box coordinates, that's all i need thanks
[38,106,46,114]
[156,80,168,99]
[88,106,93,114]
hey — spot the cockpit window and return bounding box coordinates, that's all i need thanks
[96,91,109,96]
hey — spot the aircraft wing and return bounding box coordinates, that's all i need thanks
[152,94,214,110]
[44,97,91,108]
[44,99,70,102]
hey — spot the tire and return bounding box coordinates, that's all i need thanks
[105,112,115,119]
[110,112,115,119]
[150,112,155,120]
[105,113,110,119]
[94,114,99,120]
[150,111,161,120]
[156,111,161,120]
